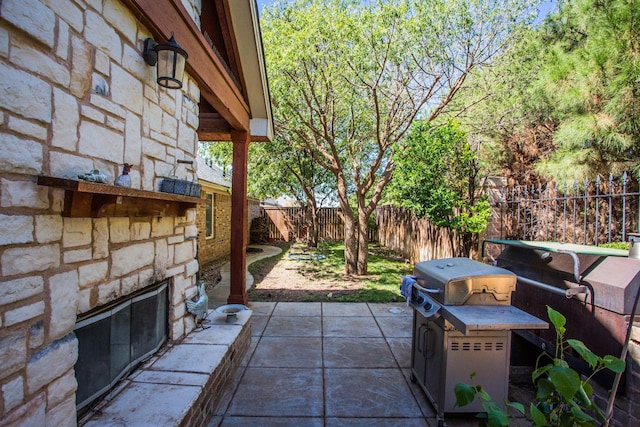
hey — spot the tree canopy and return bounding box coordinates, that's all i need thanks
[455,0,640,184]
[261,0,538,274]
[387,121,491,255]
[537,0,640,180]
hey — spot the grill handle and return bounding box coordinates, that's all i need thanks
[517,275,589,300]
[425,326,435,359]
[412,281,441,294]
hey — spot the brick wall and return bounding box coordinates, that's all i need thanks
[248,199,262,227]
[197,190,232,265]
[0,0,203,424]
[481,176,507,261]
[196,195,263,266]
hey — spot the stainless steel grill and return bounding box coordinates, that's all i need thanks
[405,258,547,425]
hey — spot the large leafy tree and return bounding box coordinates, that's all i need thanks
[448,25,558,186]
[262,0,538,274]
[387,121,492,256]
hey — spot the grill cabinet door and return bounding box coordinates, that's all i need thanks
[423,320,445,410]
[443,330,510,413]
[411,312,428,385]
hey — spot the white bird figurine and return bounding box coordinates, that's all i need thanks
[78,169,107,183]
[186,281,209,329]
[115,163,132,187]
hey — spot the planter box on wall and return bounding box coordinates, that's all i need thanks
[161,178,201,197]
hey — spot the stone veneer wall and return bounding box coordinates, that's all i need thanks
[181,0,202,31]
[0,0,204,425]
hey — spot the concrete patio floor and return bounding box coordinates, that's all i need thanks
[206,301,487,427]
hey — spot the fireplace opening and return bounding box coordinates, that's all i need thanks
[74,281,169,414]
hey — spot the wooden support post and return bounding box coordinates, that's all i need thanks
[228,130,250,305]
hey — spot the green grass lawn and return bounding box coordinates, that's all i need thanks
[249,241,413,303]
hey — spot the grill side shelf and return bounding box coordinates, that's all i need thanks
[441,305,548,335]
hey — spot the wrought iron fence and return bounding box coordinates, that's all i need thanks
[501,172,640,245]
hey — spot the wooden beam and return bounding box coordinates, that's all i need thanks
[123,0,251,134]
[197,131,230,141]
[198,112,232,140]
[215,0,249,102]
[228,130,250,305]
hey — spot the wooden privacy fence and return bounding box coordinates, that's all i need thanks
[260,207,379,242]
[375,205,459,262]
[261,207,345,242]
[500,173,640,245]
[258,172,639,256]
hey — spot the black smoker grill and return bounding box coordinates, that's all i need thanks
[407,258,548,425]
[487,239,639,390]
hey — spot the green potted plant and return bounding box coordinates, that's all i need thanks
[454,306,625,427]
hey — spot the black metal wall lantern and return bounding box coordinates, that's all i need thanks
[143,34,188,89]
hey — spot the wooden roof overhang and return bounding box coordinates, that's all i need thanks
[122,0,272,142]
[122,0,271,306]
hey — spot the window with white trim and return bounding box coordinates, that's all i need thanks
[205,193,214,238]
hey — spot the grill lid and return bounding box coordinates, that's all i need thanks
[413,258,516,305]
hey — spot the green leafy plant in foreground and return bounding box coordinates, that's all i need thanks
[454,306,625,427]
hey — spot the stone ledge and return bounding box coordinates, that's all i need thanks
[80,309,252,427]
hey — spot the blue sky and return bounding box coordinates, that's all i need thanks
[257,0,558,19]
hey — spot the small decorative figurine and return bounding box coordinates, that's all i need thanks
[186,281,210,330]
[78,169,107,183]
[115,163,132,187]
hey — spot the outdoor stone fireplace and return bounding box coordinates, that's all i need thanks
[1,0,270,423]
[0,201,203,425]
[0,0,203,424]
[74,280,168,413]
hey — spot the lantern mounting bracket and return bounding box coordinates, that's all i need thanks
[143,38,158,66]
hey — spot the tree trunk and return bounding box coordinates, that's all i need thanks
[461,232,475,258]
[335,172,358,274]
[343,212,357,274]
[448,230,457,258]
[307,204,319,248]
[356,209,369,275]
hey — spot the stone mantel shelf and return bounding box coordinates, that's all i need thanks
[37,176,205,218]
